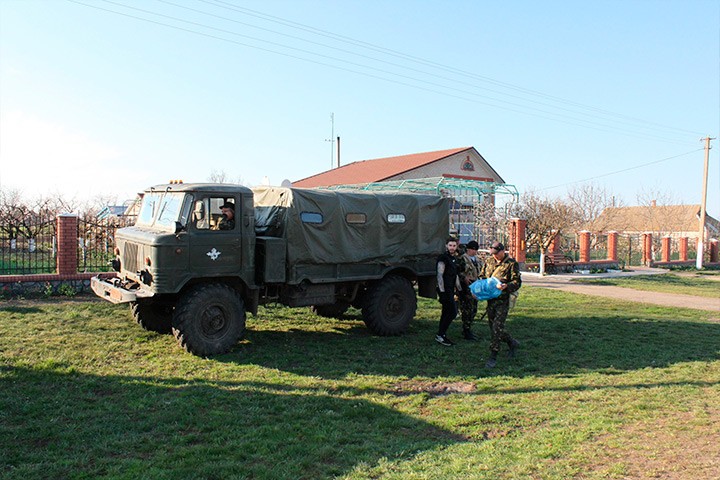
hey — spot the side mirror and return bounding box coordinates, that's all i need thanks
[175,221,185,234]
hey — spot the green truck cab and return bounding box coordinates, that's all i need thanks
[92,183,450,356]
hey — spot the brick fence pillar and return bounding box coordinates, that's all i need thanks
[548,231,559,254]
[507,218,527,263]
[661,236,671,263]
[607,231,618,261]
[642,232,653,266]
[578,230,591,263]
[678,237,688,261]
[711,239,719,263]
[57,214,78,275]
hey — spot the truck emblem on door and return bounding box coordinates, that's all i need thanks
[206,248,221,261]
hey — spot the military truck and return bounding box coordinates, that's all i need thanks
[92,183,450,356]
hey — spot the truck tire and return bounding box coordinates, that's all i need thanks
[130,301,173,334]
[311,302,350,318]
[171,284,246,356]
[362,275,416,335]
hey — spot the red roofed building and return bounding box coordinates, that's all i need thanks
[293,147,505,188]
[292,146,520,248]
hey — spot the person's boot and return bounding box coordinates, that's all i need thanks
[508,339,520,358]
[485,351,498,368]
[462,328,478,341]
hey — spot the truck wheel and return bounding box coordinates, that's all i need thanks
[311,302,350,318]
[130,301,172,334]
[172,284,246,356]
[362,275,416,335]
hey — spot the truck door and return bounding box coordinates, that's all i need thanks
[189,195,243,275]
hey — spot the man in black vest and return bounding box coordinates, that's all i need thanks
[435,237,461,346]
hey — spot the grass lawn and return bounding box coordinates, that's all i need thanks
[571,273,720,298]
[1,287,719,479]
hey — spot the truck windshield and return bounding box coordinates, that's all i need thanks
[136,192,189,231]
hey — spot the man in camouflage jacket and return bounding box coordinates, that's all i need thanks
[480,241,522,368]
[457,240,481,340]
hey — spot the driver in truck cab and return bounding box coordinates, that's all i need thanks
[215,201,235,230]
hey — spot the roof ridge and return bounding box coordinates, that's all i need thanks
[294,146,473,185]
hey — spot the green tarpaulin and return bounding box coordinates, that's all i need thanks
[252,187,449,266]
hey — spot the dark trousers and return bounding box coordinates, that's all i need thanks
[437,297,457,336]
[487,295,514,352]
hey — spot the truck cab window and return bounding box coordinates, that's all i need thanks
[195,197,236,231]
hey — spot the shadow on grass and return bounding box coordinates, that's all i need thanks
[0,306,44,314]
[0,365,463,480]
[220,311,720,379]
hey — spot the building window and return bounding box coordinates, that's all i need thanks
[462,156,475,171]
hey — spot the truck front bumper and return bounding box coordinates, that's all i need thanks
[91,276,155,304]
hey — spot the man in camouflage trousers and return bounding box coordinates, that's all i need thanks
[480,241,522,368]
[457,240,481,340]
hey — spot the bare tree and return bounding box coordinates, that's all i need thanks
[635,187,684,238]
[510,191,575,274]
[567,183,623,230]
[43,190,80,216]
[208,170,245,185]
[635,186,678,208]
[0,189,64,251]
[633,187,686,261]
[79,193,121,218]
[19,195,58,244]
[0,188,25,247]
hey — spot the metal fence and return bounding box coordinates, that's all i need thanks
[0,216,57,275]
[589,233,608,261]
[525,233,578,263]
[616,234,645,267]
[622,234,701,265]
[0,214,138,275]
[77,215,136,272]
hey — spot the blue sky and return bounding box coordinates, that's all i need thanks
[1,0,718,217]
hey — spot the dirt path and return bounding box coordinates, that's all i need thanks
[522,267,720,312]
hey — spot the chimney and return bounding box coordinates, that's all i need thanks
[651,200,656,207]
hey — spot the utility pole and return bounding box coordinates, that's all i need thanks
[697,136,713,269]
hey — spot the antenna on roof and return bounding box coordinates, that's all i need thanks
[325,113,335,169]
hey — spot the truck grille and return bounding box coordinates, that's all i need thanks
[124,243,139,273]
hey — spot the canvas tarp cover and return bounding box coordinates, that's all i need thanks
[252,187,449,266]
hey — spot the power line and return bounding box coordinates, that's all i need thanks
[159,0,697,141]
[67,0,701,146]
[537,148,704,191]
[199,0,705,138]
